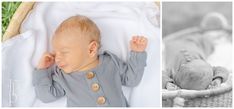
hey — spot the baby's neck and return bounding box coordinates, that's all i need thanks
[78,57,100,72]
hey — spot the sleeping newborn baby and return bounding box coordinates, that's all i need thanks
[33,15,148,107]
[163,33,229,90]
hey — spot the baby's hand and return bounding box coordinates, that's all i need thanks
[208,78,222,89]
[37,52,55,70]
[130,36,148,52]
[166,82,180,90]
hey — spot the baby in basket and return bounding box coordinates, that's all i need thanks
[162,32,229,90]
[33,15,148,107]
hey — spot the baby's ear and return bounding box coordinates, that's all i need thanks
[88,41,99,57]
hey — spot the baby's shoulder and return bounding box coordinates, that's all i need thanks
[99,51,121,67]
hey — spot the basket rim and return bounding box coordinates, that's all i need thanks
[163,26,232,43]
[162,82,232,99]
[163,12,232,42]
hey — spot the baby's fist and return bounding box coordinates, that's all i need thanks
[208,78,222,89]
[37,52,55,70]
[130,36,148,52]
[166,82,181,90]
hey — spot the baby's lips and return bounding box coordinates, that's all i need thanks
[58,65,65,69]
[57,63,67,68]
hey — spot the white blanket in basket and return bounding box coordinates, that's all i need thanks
[162,31,232,77]
[2,2,160,107]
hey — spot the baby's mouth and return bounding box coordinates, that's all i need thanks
[58,64,67,68]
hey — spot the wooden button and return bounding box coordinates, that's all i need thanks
[97,96,106,105]
[91,83,100,92]
[86,72,95,79]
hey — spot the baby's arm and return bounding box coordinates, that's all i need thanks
[198,35,215,58]
[33,53,65,103]
[111,36,147,87]
[162,70,180,90]
[209,66,229,88]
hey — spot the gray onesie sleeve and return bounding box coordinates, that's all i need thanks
[108,51,147,87]
[33,66,65,103]
[212,66,229,83]
[162,69,174,89]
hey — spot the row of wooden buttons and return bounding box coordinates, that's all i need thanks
[87,72,106,105]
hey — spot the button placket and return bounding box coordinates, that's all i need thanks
[85,71,109,106]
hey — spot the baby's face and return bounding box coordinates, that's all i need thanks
[52,31,90,73]
[175,59,213,90]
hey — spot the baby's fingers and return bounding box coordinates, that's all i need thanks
[140,37,148,44]
[208,82,217,89]
[45,53,55,59]
[131,36,138,42]
[41,53,55,66]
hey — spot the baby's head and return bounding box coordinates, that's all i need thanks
[174,59,213,90]
[52,15,100,73]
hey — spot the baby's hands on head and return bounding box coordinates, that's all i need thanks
[166,82,180,90]
[37,52,55,70]
[208,77,222,89]
[130,36,148,52]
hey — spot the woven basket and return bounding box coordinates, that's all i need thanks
[2,2,35,42]
[162,13,232,107]
[162,76,232,107]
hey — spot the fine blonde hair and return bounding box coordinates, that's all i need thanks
[54,15,100,45]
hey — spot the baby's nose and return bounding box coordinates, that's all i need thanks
[55,56,61,64]
[55,56,65,64]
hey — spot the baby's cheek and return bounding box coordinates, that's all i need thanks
[64,56,73,64]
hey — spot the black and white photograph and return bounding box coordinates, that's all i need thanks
[162,2,232,107]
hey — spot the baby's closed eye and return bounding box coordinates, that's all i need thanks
[61,51,69,54]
